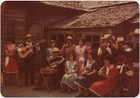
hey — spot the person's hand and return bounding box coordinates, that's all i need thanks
[46,67,49,69]
[66,72,71,75]
[36,42,40,47]
[21,49,27,53]
[98,71,102,76]
[113,43,118,50]
[126,70,133,76]
[51,65,57,69]
[82,71,88,75]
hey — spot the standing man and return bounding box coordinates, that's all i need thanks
[16,34,40,87]
[60,36,75,60]
[113,29,139,97]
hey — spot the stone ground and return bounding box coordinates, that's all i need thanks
[1,70,78,97]
[1,70,119,97]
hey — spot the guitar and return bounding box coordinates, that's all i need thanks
[18,39,46,58]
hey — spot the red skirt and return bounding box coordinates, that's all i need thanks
[3,56,19,74]
[89,79,118,97]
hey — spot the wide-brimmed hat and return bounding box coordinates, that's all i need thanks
[26,34,33,38]
[66,36,73,40]
[117,37,124,42]
[101,34,110,39]
[52,48,60,52]
[129,29,140,35]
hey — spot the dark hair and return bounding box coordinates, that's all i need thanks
[68,53,75,60]
[6,37,13,43]
[124,41,134,48]
[133,34,139,38]
[104,54,115,64]
[87,51,95,59]
[51,40,56,44]
[79,38,86,45]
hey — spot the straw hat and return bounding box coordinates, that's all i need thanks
[26,34,33,38]
[66,36,73,40]
[52,48,60,52]
[117,37,124,42]
[101,34,110,39]
[129,29,140,35]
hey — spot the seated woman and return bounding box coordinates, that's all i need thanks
[89,54,118,97]
[60,54,79,93]
[74,51,98,97]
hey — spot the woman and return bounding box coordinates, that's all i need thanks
[89,54,118,97]
[46,40,59,58]
[3,37,21,87]
[74,38,91,75]
[74,51,98,97]
[60,54,79,93]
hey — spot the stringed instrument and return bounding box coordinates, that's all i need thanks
[18,39,46,58]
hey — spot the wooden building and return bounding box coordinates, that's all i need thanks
[46,2,139,52]
[1,1,139,70]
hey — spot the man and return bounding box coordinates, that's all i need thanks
[33,48,65,90]
[60,36,75,60]
[98,34,112,68]
[113,29,139,97]
[114,37,125,69]
[16,34,40,87]
[120,41,134,96]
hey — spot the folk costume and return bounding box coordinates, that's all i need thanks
[60,36,75,60]
[61,61,79,90]
[74,60,98,89]
[3,44,19,73]
[16,34,40,86]
[89,65,118,97]
[34,55,65,89]
[74,45,91,75]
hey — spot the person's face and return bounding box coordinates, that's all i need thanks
[53,52,59,57]
[7,41,12,45]
[69,55,74,61]
[118,42,124,48]
[103,38,108,42]
[67,39,72,44]
[87,53,93,60]
[132,35,139,44]
[26,37,32,42]
[51,42,55,48]
[123,44,129,50]
[79,40,84,46]
[104,59,110,65]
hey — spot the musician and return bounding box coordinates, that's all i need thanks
[60,36,75,60]
[113,29,139,97]
[33,48,65,90]
[46,40,59,58]
[98,34,112,68]
[89,54,118,97]
[113,37,124,69]
[120,41,134,96]
[74,51,98,97]
[16,34,40,87]
[3,37,21,87]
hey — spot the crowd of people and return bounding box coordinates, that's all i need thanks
[2,28,139,97]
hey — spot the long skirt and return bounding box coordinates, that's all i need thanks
[61,73,77,90]
[3,56,19,74]
[74,75,97,89]
[121,65,132,91]
[127,67,139,97]
[89,79,118,97]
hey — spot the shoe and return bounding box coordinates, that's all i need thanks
[33,87,39,91]
[17,84,22,87]
[31,83,36,86]
[25,84,28,87]
[67,90,71,94]
[75,93,83,97]
[60,89,66,93]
